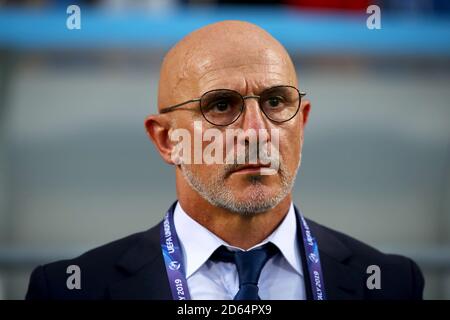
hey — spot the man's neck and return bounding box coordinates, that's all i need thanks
[176,180,292,250]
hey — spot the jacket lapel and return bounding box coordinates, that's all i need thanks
[108,222,172,300]
[304,217,365,300]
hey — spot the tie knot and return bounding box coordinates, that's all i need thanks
[210,243,279,299]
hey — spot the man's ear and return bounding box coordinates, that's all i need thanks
[300,100,311,126]
[144,114,175,164]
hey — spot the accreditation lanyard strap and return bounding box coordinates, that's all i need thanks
[160,202,326,300]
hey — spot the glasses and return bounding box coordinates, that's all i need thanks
[159,85,306,126]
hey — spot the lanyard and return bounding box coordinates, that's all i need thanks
[160,202,326,300]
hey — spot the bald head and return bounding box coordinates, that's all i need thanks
[157,20,297,112]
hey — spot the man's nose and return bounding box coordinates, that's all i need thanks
[240,97,268,132]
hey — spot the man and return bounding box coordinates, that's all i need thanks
[26,20,424,300]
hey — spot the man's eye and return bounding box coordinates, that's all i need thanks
[209,100,231,112]
[266,96,284,108]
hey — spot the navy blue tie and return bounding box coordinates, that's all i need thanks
[211,243,278,300]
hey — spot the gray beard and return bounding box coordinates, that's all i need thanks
[179,158,299,216]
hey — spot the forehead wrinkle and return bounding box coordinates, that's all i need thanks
[195,48,288,77]
[199,74,290,96]
[198,66,294,95]
[194,53,295,96]
[198,61,280,81]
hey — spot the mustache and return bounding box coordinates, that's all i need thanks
[222,144,281,176]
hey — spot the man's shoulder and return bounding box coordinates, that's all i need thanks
[307,218,411,263]
[305,218,424,299]
[44,228,148,273]
[26,224,162,300]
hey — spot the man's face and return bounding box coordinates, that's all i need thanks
[170,45,308,215]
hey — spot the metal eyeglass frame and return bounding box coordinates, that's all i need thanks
[159,85,306,126]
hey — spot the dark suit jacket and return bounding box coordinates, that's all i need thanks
[25,212,424,300]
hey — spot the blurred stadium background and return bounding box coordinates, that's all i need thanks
[0,0,449,299]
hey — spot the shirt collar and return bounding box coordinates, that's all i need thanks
[265,202,303,276]
[173,201,303,278]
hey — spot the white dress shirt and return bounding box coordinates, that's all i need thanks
[173,201,306,300]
